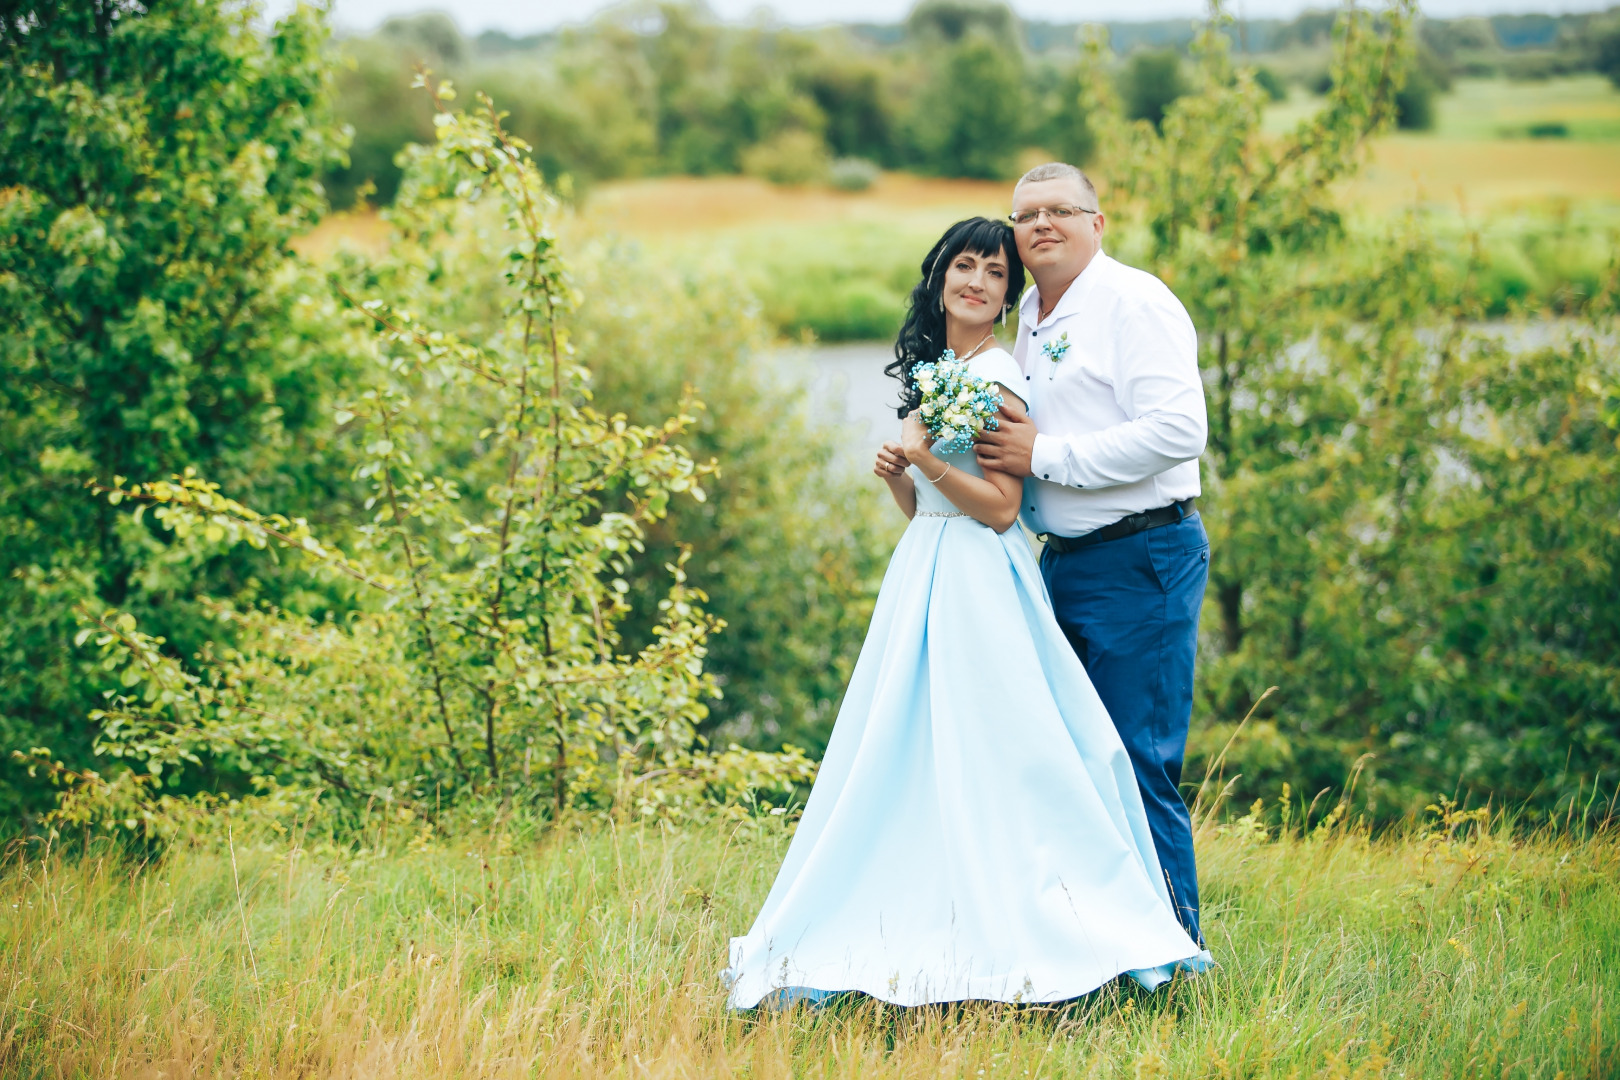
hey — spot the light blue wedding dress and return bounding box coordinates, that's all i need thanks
[724,348,1212,1010]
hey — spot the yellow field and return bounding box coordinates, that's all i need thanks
[1351,135,1620,211]
[294,173,1008,259]
[579,173,1007,237]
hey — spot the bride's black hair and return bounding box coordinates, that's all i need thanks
[886,216,1025,419]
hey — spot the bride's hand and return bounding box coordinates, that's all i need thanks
[874,441,910,481]
[900,413,934,463]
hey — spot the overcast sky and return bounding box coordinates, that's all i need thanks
[292,0,1620,36]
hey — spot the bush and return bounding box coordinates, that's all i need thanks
[571,249,894,752]
[1394,76,1436,130]
[1395,45,1451,131]
[828,157,880,191]
[732,219,935,344]
[25,90,822,840]
[1253,65,1288,102]
[0,0,352,826]
[741,130,831,185]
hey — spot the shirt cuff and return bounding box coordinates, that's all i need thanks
[1030,433,1074,486]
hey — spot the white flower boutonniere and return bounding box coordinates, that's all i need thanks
[1041,332,1071,379]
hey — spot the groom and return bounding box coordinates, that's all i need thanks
[976,162,1211,945]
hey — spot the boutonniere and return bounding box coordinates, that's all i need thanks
[1041,332,1071,377]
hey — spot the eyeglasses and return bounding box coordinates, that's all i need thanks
[1008,205,1098,226]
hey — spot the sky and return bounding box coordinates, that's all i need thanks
[295,0,1620,36]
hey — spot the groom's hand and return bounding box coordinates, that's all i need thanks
[976,406,1037,477]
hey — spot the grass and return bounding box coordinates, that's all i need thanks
[1423,76,1620,143]
[1262,76,1620,144]
[1259,76,1620,211]
[3,810,1617,1077]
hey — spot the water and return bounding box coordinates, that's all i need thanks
[781,341,903,470]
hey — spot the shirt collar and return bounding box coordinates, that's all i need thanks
[1022,249,1110,327]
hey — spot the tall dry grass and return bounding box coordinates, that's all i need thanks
[3,805,1616,1078]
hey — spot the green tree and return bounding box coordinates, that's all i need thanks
[909,30,1026,178]
[1592,13,1620,88]
[801,47,895,166]
[1027,53,1098,167]
[0,0,350,825]
[905,0,1019,46]
[1121,47,1188,130]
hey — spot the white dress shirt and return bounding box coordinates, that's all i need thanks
[1012,251,1207,538]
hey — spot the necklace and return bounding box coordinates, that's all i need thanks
[951,329,997,363]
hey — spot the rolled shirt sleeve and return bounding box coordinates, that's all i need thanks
[1028,295,1205,490]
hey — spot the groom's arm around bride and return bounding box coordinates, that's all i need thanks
[976,162,1212,945]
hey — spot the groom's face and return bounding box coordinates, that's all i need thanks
[1011,178,1104,280]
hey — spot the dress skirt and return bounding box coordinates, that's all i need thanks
[723,509,1212,1009]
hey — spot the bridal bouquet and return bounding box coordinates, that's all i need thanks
[912,350,1004,455]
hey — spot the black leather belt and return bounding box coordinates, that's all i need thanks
[1039,499,1196,554]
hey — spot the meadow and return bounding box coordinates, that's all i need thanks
[10,8,1620,1074]
[3,805,1616,1078]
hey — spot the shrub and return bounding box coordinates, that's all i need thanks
[29,87,818,840]
[567,245,894,755]
[1395,45,1451,131]
[1253,65,1289,102]
[741,130,831,185]
[828,157,881,191]
[0,0,352,826]
[1393,75,1436,130]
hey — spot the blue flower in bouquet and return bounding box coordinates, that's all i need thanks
[912,349,1004,455]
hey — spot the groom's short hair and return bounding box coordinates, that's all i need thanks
[1015,162,1098,210]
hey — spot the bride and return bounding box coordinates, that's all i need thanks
[724,217,1211,1009]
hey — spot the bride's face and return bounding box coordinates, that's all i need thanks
[941,246,1010,330]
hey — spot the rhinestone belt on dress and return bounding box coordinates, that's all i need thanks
[915,510,966,518]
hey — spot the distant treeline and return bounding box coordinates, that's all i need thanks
[323,2,1620,207]
[470,8,1607,66]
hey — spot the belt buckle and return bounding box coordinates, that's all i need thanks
[1128,512,1150,530]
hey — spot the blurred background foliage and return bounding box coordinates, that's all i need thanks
[320,0,1620,205]
[1,0,1618,837]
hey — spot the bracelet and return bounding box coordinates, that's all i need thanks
[925,461,951,484]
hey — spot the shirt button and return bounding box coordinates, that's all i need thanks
[1029,506,1036,512]
[1042,474,1049,479]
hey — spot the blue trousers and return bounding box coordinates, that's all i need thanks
[1039,512,1209,944]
